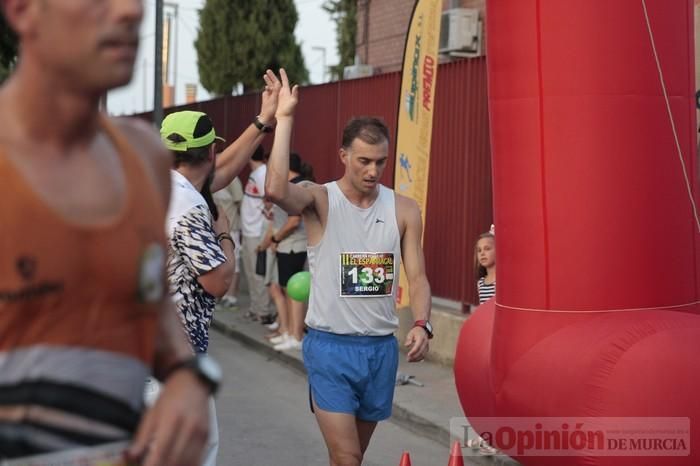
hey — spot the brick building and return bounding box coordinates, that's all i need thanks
[358,0,700,92]
[355,0,485,74]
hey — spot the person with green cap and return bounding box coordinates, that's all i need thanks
[158,74,280,466]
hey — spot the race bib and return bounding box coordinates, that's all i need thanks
[340,252,395,297]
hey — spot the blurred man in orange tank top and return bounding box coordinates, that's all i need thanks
[0,1,279,464]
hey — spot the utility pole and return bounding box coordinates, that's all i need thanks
[154,0,164,127]
[166,3,179,105]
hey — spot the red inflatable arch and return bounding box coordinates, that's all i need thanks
[455,1,700,464]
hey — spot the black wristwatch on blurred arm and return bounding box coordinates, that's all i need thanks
[165,353,222,395]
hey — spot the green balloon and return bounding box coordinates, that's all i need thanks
[287,271,311,302]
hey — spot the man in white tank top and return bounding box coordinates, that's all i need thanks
[264,70,434,466]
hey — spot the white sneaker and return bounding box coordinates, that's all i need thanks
[479,444,498,456]
[466,438,481,449]
[265,321,280,331]
[273,337,302,351]
[220,296,238,307]
[270,333,289,345]
[468,436,498,456]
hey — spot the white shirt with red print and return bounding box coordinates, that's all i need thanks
[240,164,267,238]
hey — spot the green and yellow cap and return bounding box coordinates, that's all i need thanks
[160,111,225,152]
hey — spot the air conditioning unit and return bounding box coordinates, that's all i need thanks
[439,8,482,57]
[343,64,374,80]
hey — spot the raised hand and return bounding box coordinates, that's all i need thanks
[260,69,282,124]
[273,68,299,119]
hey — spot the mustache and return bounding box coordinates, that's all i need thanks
[97,29,140,49]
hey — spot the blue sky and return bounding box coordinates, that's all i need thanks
[106,0,339,116]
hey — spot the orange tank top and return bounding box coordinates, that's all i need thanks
[0,117,167,452]
[0,118,165,360]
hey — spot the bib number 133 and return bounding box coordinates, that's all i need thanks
[340,252,395,297]
[347,267,386,285]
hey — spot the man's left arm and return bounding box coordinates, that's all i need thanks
[399,196,432,362]
[272,215,302,243]
[116,117,212,466]
[128,300,211,466]
[211,70,281,192]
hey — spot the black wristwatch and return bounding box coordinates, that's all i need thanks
[166,354,222,395]
[413,320,434,339]
[253,116,273,133]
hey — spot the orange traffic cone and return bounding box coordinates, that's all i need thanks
[447,441,464,466]
[399,451,412,466]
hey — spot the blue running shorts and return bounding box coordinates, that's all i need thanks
[302,328,399,422]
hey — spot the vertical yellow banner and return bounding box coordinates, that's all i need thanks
[395,0,442,307]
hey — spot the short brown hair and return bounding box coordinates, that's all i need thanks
[341,117,390,149]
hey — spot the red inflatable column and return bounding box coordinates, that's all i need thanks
[488,0,699,379]
[455,2,700,464]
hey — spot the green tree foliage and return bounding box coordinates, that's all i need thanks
[196,0,308,95]
[0,13,18,82]
[322,0,357,81]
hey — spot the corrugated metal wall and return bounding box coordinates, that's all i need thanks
[423,58,493,308]
[136,58,492,307]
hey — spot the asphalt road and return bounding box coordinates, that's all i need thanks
[208,329,455,466]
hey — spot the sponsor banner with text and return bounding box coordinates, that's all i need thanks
[394,0,441,307]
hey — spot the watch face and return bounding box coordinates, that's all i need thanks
[199,355,223,384]
[425,321,433,334]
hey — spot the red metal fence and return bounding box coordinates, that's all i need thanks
[136,57,492,308]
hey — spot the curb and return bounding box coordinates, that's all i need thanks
[211,317,516,466]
